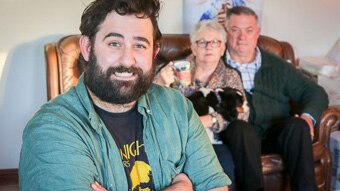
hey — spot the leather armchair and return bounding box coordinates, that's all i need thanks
[44,34,340,191]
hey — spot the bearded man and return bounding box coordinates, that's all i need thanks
[19,0,230,191]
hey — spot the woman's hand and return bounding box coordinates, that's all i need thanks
[200,112,225,132]
[155,62,175,87]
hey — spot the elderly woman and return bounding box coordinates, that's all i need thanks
[155,19,249,190]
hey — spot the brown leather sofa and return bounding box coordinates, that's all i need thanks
[44,34,340,191]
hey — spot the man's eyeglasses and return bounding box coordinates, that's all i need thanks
[195,39,222,48]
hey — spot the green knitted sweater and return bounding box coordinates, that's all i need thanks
[245,49,328,138]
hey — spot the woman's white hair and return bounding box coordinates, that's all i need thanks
[189,19,227,44]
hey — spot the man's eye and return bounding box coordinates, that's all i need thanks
[135,44,147,49]
[231,28,240,33]
[109,42,121,47]
[247,29,254,34]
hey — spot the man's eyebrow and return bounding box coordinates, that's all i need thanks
[134,36,151,46]
[103,32,151,46]
[104,32,123,40]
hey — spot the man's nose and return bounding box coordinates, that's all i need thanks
[239,30,247,39]
[120,46,135,67]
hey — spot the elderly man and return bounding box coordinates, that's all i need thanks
[220,6,328,191]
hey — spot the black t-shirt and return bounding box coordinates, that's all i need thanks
[94,105,155,191]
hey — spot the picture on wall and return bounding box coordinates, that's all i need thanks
[183,0,263,33]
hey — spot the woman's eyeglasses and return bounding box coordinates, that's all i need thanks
[195,39,222,48]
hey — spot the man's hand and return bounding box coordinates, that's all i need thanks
[90,174,193,191]
[210,186,229,191]
[162,173,193,191]
[91,173,228,191]
[91,181,106,191]
[165,173,228,191]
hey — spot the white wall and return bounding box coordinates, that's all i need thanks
[0,0,92,169]
[0,0,339,169]
[261,0,340,57]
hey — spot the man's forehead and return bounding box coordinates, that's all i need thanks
[98,12,154,38]
[228,15,258,26]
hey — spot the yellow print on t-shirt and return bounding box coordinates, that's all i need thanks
[119,141,153,190]
[131,161,152,191]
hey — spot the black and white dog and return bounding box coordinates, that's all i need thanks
[187,87,246,123]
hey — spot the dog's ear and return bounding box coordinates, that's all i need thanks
[223,87,244,106]
[217,87,244,122]
[235,89,244,107]
[236,89,243,97]
[187,91,210,116]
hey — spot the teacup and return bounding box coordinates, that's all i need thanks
[173,60,192,86]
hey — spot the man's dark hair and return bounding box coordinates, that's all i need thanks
[227,6,258,23]
[79,0,162,45]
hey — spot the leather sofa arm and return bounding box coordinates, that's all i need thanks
[280,41,297,67]
[317,107,340,147]
[45,43,59,100]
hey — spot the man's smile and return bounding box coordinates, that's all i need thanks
[112,71,136,80]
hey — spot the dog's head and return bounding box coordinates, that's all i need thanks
[187,87,245,122]
[214,87,244,122]
[210,87,244,122]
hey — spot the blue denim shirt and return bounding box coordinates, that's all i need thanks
[19,75,230,191]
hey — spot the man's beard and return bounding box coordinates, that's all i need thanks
[84,51,155,104]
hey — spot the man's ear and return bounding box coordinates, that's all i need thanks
[256,26,261,38]
[79,35,91,61]
[153,42,161,59]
